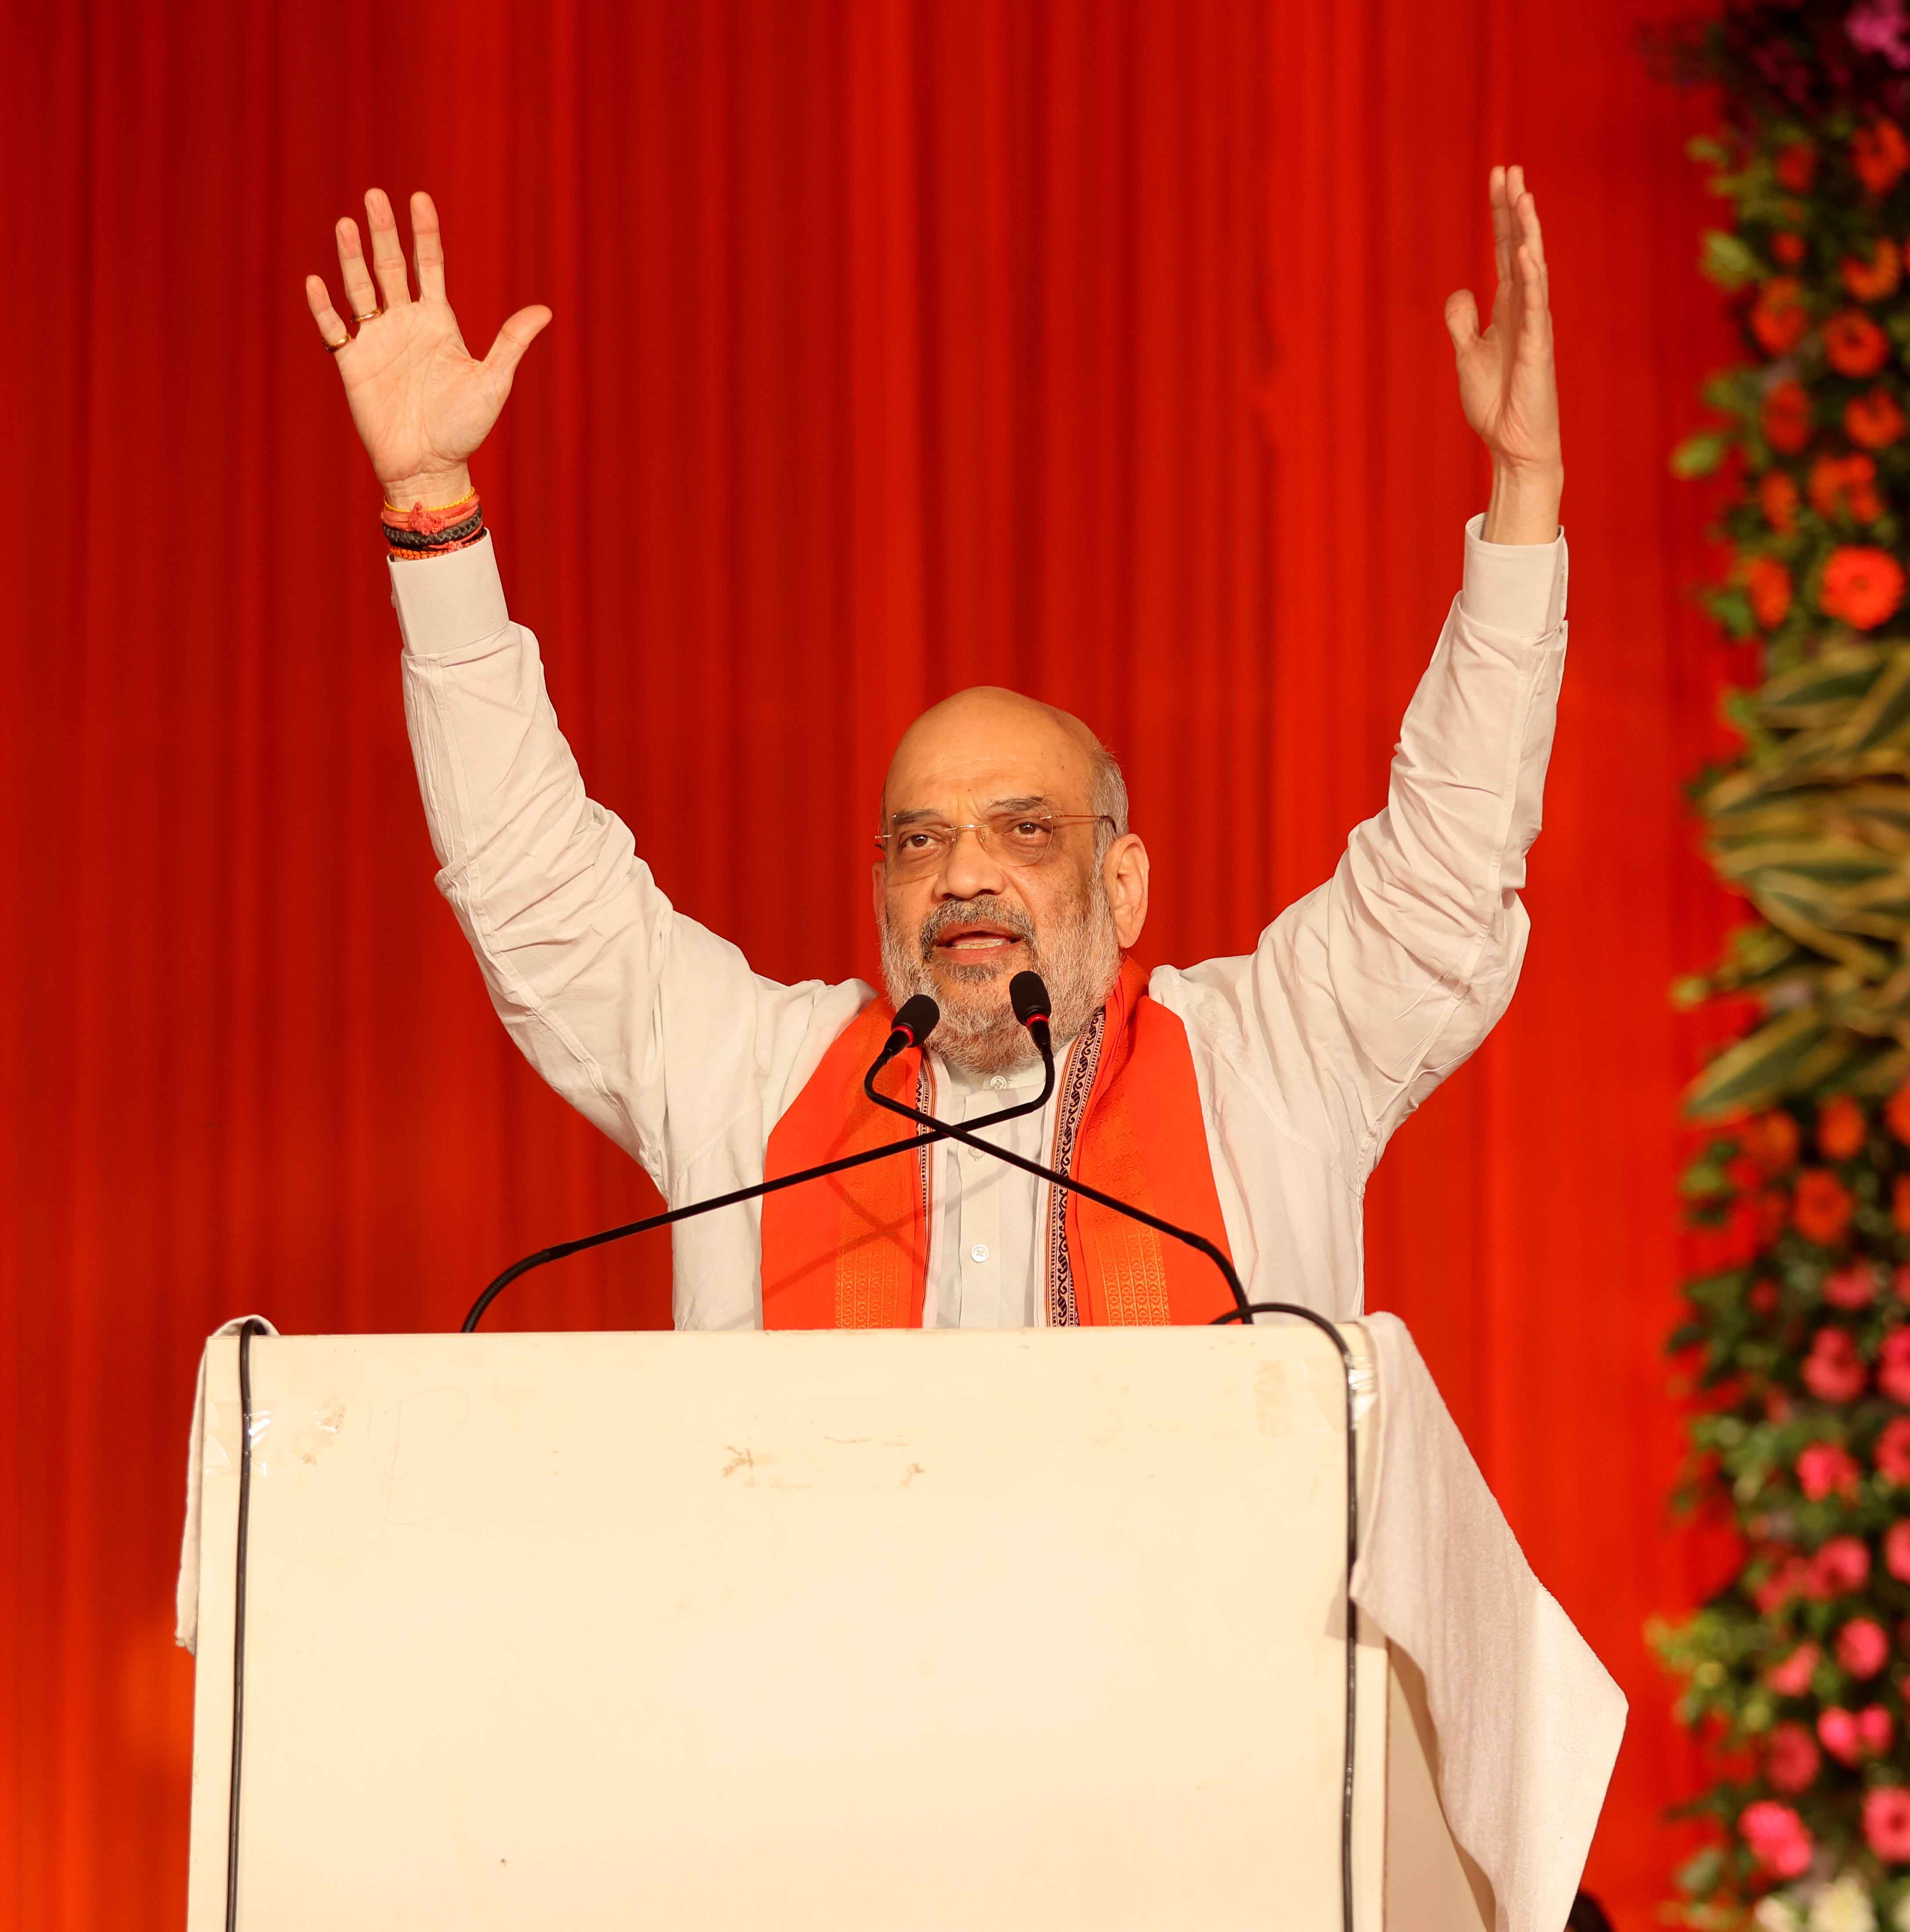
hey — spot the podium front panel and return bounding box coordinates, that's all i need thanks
[187,1325,1388,1929]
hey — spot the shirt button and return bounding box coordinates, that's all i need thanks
[970,1243,990,1263]
[987,1076,1008,1090]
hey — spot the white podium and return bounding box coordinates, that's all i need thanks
[182,1325,1504,1930]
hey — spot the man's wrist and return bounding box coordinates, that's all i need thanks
[1480,462,1563,545]
[378,464,474,513]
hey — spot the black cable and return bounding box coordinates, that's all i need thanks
[460,1025,1055,1332]
[864,1049,1363,1932]
[225,1317,270,1932]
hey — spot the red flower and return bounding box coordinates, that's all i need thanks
[1845,236,1904,300]
[1746,1110,1802,1174]
[1804,1327,1868,1401]
[1798,1441,1861,1499]
[1794,1169,1857,1243]
[1809,452,1884,522]
[1766,1640,1820,1694]
[1826,309,1893,376]
[1882,1331,1910,1404]
[1896,1180,1910,1236]
[1865,1786,1910,1862]
[1773,232,1807,267]
[1855,118,1910,195]
[1846,386,1908,448]
[1821,1702,1895,1762]
[1776,141,1819,192]
[1746,556,1793,628]
[1890,1082,1910,1144]
[1819,545,1907,629]
[1826,1264,1879,1309]
[1751,1280,1782,1316]
[1767,1720,1821,1792]
[1877,1416,1910,1482]
[1750,278,1810,355]
[1838,1617,1891,1679]
[1888,1520,1910,1582]
[1761,470,1801,532]
[1765,380,1815,452]
[1808,1534,1872,1598]
[1741,1799,1814,1877]
[1819,1095,1869,1159]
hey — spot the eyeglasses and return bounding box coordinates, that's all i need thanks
[874,810,1116,880]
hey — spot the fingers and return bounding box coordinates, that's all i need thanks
[483,305,554,381]
[304,273,351,350]
[1490,164,1513,289]
[411,190,448,302]
[1444,288,1481,354]
[362,187,413,308]
[333,216,381,321]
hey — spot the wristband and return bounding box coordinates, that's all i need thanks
[382,484,484,561]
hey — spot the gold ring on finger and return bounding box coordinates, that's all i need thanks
[351,310,379,322]
[324,336,351,353]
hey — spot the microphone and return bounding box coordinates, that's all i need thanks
[461,991,1052,1331]
[863,969,1253,1321]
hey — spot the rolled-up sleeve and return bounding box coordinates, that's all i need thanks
[1181,513,1569,1179]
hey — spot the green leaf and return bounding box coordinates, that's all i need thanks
[1701,229,1765,289]
[1674,428,1735,478]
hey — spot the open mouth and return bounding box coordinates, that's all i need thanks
[931,922,1026,959]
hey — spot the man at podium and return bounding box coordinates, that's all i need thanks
[305,164,1567,1332]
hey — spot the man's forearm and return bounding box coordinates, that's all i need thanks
[1480,462,1564,545]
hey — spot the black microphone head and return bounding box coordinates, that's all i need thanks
[891,993,941,1049]
[1009,971,1051,1030]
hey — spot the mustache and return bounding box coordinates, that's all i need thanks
[917,896,1037,958]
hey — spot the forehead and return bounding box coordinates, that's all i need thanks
[883,705,1095,817]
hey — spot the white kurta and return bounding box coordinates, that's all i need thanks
[389,514,1568,1326]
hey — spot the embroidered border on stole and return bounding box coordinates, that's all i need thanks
[1043,1006,1105,1327]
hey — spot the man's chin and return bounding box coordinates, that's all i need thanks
[926,948,1022,990]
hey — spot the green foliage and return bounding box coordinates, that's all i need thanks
[1657,6,1910,1927]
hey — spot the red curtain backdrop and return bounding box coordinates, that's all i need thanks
[2,1,1737,1922]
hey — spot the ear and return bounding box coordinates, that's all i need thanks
[1103,833,1149,949]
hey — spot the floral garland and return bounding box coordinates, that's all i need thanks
[1650,4,1910,1931]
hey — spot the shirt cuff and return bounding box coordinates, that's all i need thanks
[1459,511,1568,639]
[387,529,510,658]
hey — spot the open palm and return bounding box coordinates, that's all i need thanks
[1444,165,1560,477]
[304,188,550,506]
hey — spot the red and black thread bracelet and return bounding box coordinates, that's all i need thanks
[382,485,485,561]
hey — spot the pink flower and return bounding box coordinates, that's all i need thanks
[1888,1520,1910,1582]
[1742,1799,1815,1877]
[1809,1535,1873,1598]
[1877,1417,1910,1482]
[1852,0,1910,71]
[1805,1327,1869,1401]
[1756,1557,1812,1614]
[1884,1330,1910,1403]
[1867,1786,1910,1862]
[1827,1263,1881,1308]
[1767,1642,1821,1696]
[1839,1616,1892,1678]
[1800,1442,1863,1500]
[1820,1704,1894,1763]
[1863,1705,1896,1755]
[1767,1720,1822,1792]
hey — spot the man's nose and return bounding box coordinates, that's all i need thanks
[936,824,1008,899]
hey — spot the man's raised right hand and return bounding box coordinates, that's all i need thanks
[304,188,551,512]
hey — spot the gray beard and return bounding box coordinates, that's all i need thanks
[877,875,1123,1075]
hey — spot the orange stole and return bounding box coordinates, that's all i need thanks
[758,957,1235,1328]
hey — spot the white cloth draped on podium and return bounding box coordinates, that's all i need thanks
[176,1315,1620,1932]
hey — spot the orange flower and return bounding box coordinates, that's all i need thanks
[1819,546,1906,630]
[1765,380,1815,452]
[1826,309,1892,377]
[1751,278,1811,355]
[1846,386,1908,449]
[1894,1173,1910,1235]
[1761,470,1801,532]
[1794,1168,1857,1245]
[1890,1081,1910,1144]
[1744,1108,1802,1175]
[1747,555,1794,627]
[1844,238,1904,301]
[1855,118,1910,195]
[1819,1094,1867,1159]
[1809,452,1883,522]
[1774,232,1808,268]
[1776,141,1819,192]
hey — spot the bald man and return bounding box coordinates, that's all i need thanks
[311,166,1567,1328]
